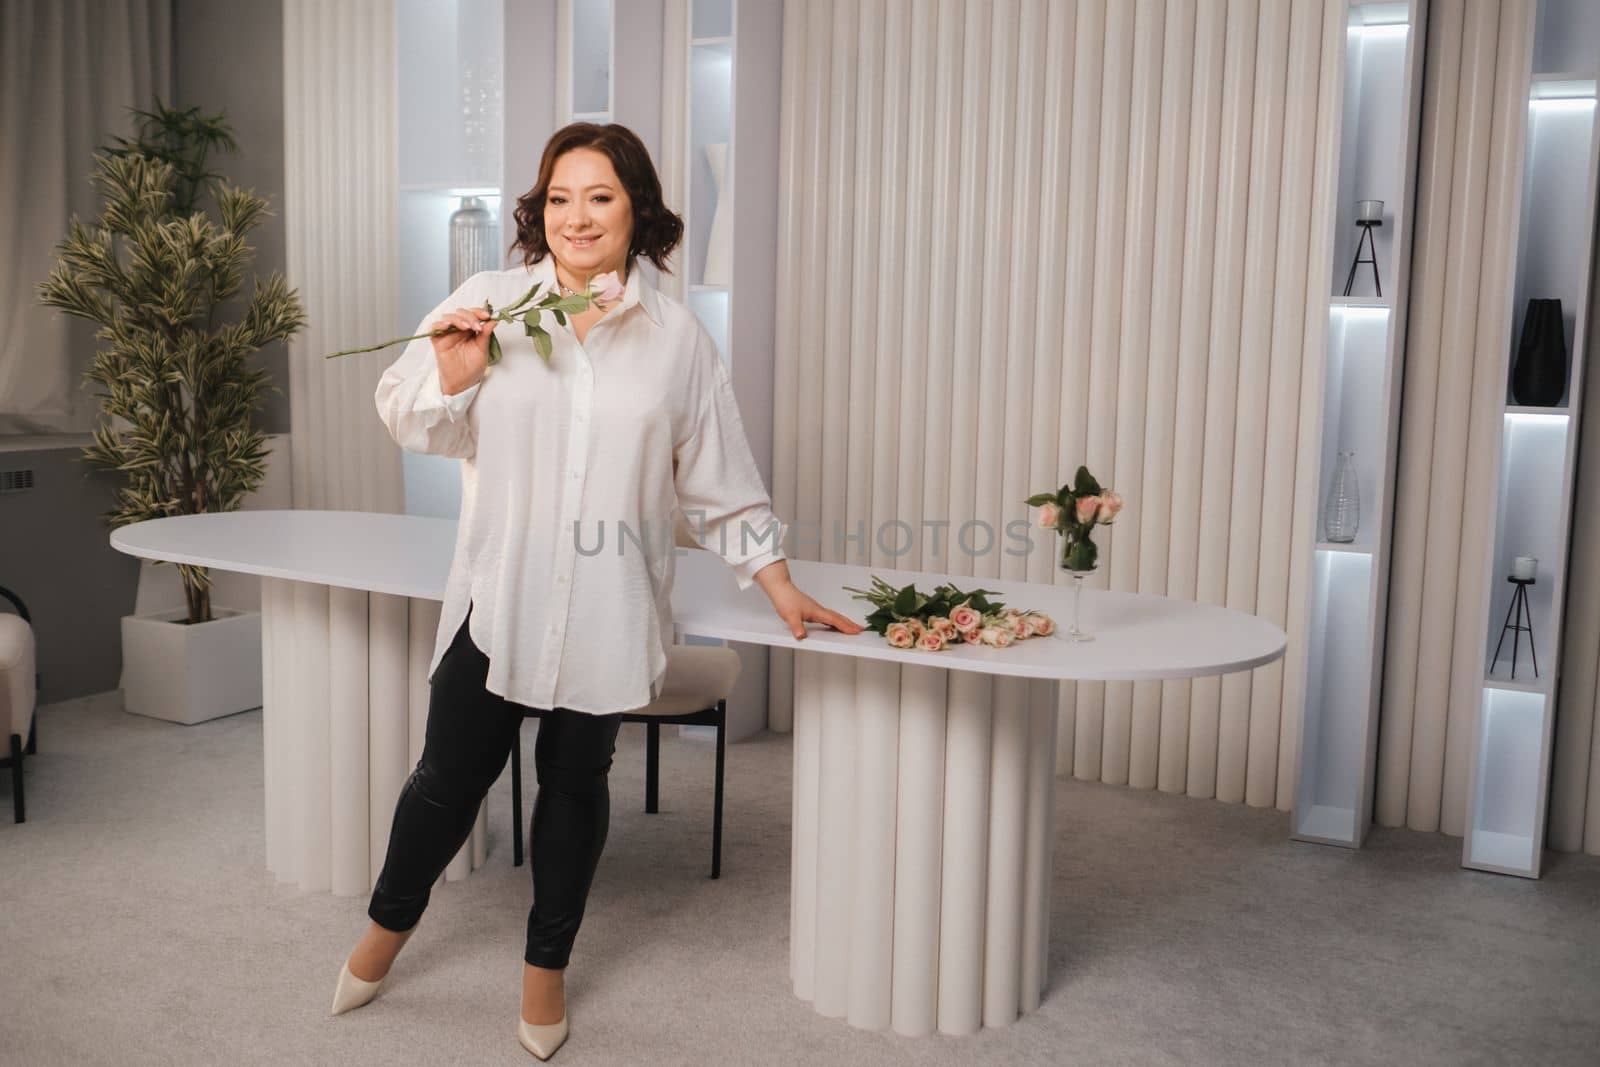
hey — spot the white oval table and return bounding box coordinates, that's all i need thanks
[112,510,1286,1037]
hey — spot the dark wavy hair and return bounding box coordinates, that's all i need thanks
[510,123,684,273]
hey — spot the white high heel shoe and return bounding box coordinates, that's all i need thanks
[517,1013,570,1060]
[330,922,419,1016]
[330,962,386,1016]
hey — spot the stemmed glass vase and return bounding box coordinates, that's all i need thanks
[1059,533,1097,643]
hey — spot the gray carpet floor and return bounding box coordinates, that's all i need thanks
[2,691,1598,1066]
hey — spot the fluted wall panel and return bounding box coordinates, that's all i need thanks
[283,0,403,514]
[770,0,1338,805]
[1377,0,1538,838]
[1553,255,1600,856]
[1276,0,1345,811]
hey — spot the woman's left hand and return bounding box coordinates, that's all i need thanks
[754,562,866,640]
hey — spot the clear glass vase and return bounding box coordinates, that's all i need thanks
[1066,570,1095,642]
[1058,533,1097,642]
[1323,449,1360,544]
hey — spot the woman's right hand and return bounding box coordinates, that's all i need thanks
[432,306,495,396]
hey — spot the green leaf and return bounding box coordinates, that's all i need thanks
[1073,465,1101,497]
[532,326,553,362]
[893,585,918,617]
[553,309,566,327]
[1025,493,1057,507]
[500,282,543,316]
[487,332,503,365]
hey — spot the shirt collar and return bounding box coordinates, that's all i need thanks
[529,256,663,327]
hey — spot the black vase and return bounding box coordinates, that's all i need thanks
[1511,298,1567,407]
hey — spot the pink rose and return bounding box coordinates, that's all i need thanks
[1098,491,1123,524]
[886,622,914,648]
[904,618,925,640]
[1075,494,1101,524]
[1025,612,1055,637]
[930,615,958,640]
[917,629,947,652]
[1009,614,1034,639]
[950,604,982,634]
[1038,502,1062,529]
[962,628,983,644]
[591,271,626,305]
[979,625,1014,648]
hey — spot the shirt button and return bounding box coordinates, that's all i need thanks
[556,574,567,585]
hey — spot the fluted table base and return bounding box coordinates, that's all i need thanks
[790,650,1059,1034]
[260,577,487,896]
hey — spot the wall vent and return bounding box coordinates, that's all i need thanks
[1,468,35,494]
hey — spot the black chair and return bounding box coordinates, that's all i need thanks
[0,585,40,823]
[510,645,738,879]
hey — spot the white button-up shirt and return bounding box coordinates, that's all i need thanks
[375,258,787,714]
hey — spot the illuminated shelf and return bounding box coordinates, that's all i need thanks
[1315,542,1375,555]
[1291,0,1425,851]
[1461,2,1600,880]
[1484,675,1550,695]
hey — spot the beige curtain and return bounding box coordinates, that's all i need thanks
[767,0,1338,806]
[0,0,172,434]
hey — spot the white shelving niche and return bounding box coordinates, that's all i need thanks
[558,0,614,124]
[396,0,506,520]
[667,0,783,741]
[1291,0,1426,849]
[683,0,735,364]
[1462,0,1600,878]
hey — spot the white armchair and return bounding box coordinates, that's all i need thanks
[0,586,39,823]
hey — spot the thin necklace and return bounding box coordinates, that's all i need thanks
[558,271,622,301]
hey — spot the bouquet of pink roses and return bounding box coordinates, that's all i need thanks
[843,575,1056,652]
[1027,465,1123,572]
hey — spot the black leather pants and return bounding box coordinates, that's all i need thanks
[367,603,624,968]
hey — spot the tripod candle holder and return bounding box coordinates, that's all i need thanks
[1343,215,1384,297]
[1491,576,1539,680]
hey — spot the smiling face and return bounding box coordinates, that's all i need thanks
[543,147,635,287]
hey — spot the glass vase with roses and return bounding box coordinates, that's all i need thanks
[1027,465,1124,643]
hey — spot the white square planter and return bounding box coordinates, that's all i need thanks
[120,606,263,725]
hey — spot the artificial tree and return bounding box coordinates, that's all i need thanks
[38,102,305,624]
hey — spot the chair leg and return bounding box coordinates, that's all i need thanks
[24,715,36,756]
[645,722,660,814]
[10,733,23,824]
[511,728,524,868]
[711,702,725,880]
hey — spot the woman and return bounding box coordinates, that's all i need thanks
[340,123,862,1060]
